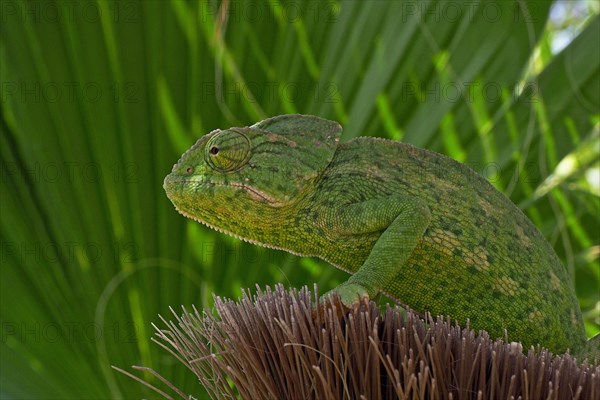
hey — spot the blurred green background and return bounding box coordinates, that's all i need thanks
[1,0,599,398]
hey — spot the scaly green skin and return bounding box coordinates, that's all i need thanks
[164,114,598,358]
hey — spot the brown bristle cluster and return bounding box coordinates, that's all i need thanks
[117,285,599,399]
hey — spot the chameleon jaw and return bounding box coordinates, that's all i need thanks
[174,206,305,255]
[170,198,355,277]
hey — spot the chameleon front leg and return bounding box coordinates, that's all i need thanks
[320,195,431,307]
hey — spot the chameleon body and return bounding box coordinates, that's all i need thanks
[164,114,598,358]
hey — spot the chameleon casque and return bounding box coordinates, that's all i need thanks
[164,114,599,359]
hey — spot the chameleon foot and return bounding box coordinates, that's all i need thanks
[321,282,370,307]
[312,282,371,320]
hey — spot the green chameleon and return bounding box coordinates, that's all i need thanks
[164,114,599,359]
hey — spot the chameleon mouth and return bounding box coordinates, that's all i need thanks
[163,174,284,206]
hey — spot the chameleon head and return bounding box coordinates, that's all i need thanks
[163,114,342,239]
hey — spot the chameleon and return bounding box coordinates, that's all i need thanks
[164,114,599,359]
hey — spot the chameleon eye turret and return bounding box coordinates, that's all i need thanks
[205,129,251,172]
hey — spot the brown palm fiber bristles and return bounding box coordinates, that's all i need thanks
[116,284,600,399]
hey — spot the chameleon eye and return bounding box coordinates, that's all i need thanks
[205,129,251,172]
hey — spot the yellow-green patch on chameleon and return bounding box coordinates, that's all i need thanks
[164,114,599,359]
